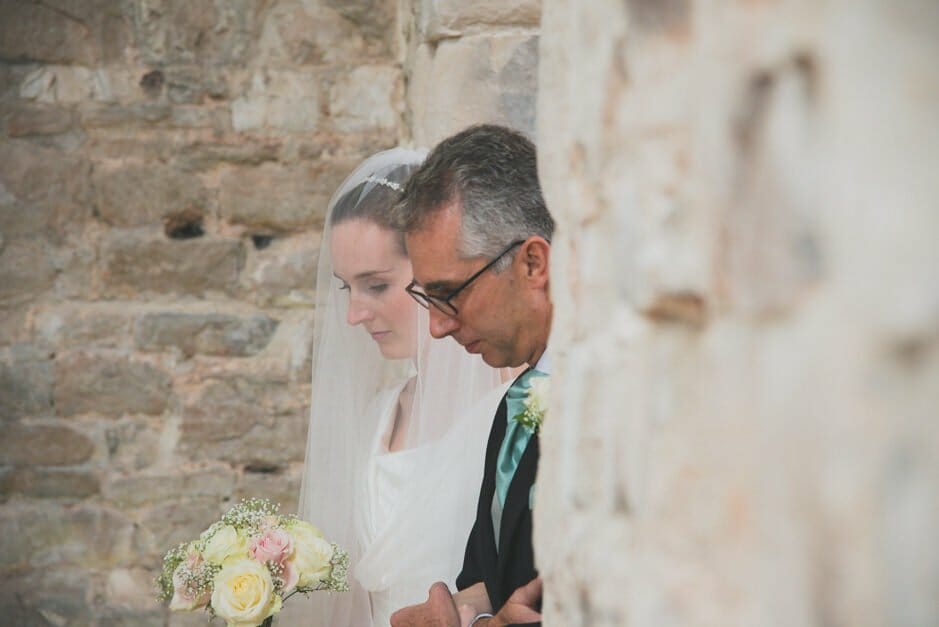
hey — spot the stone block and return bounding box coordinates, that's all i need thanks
[135,497,223,558]
[0,570,93,626]
[324,0,396,41]
[417,0,541,41]
[231,70,321,132]
[35,304,133,349]
[0,468,100,500]
[55,353,172,417]
[106,567,162,610]
[0,423,95,466]
[134,311,278,358]
[241,231,320,306]
[0,503,134,570]
[257,1,377,66]
[0,140,93,239]
[219,160,355,231]
[0,0,127,64]
[0,345,53,420]
[92,162,207,228]
[179,377,308,465]
[5,104,75,137]
[257,312,315,381]
[0,307,31,347]
[162,64,230,104]
[19,65,114,104]
[174,139,282,171]
[100,231,245,296]
[409,34,539,146]
[236,466,303,515]
[132,0,260,67]
[0,238,57,305]
[99,609,167,627]
[105,467,235,508]
[329,65,401,132]
[80,103,172,127]
[165,106,231,130]
[105,419,161,472]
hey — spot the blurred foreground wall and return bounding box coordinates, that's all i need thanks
[0,1,538,624]
[536,1,939,625]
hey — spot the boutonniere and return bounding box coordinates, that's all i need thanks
[513,375,549,434]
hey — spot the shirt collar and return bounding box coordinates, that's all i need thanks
[533,347,551,376]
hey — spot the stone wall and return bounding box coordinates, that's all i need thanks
[536,1,939,626]
[0,1,393,624]
[0,0,541,624]
[403,0,541,146]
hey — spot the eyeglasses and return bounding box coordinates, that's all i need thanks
[406,240,524,316]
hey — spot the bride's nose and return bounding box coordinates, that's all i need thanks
[346,298,373,326]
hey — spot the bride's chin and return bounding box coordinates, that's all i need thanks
[378,343,411,361]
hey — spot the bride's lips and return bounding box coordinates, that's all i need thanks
[370,331,390,341]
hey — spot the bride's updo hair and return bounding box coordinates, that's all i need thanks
[328,163,416,255]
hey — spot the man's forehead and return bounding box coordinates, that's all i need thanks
[405,203,468,285]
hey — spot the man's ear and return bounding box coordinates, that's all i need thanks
[518,237,550,287]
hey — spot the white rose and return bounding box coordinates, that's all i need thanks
[203,525,248,565]
[211,558,281,627]
[525,376,550,416]
[289,520,334,588]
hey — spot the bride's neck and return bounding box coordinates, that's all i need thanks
[387,376,416,453]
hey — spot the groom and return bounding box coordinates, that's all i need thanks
[390,124,554,627]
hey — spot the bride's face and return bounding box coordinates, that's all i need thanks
[330,219,417,360]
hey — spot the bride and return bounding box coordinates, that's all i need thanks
[292,149,510,626]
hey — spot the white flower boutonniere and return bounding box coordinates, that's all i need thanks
[514,375,549,434]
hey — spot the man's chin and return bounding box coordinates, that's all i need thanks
[479,348,511,369]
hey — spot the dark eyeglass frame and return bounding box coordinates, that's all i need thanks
[406,239,525,316]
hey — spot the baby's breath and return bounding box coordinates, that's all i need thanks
[156,543,189,601]
[221,497,281,531]
[322,545,350,592]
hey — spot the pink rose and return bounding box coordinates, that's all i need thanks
[279,558,300,594]
[250,528,294,567]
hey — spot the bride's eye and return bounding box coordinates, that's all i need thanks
[367,283,389,295]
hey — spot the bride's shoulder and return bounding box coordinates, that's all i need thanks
[460,380,513,419]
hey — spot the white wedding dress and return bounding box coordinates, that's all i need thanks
[354,380,509,626]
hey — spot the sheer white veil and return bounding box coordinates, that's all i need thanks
[296,148,508,626]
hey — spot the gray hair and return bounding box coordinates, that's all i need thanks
[391,124,554,271]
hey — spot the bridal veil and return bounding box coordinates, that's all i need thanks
[296,148,507,625]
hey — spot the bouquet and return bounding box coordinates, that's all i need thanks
[157,498,348,627]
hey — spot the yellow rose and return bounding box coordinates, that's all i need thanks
[203,525,248,565]
[289,520,334,588]
[211,558,281,627]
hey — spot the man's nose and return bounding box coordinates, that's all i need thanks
[428,306,459,339]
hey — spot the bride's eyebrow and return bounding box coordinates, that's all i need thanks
[353,269,393,280]
[332,269,393,282]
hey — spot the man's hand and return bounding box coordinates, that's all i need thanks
[481,578,543,627]
[454,582,492,627]
[390,582,460,627]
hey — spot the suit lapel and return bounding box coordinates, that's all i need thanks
[479,395,508,570]
[497,431,539,570]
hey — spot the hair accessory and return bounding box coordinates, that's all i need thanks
[365,175,402,192]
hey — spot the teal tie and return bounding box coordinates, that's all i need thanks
[495,368,546,507]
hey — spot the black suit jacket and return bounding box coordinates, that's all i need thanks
[456,388,541,627]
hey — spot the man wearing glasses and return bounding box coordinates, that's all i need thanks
[390,124,554,627]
